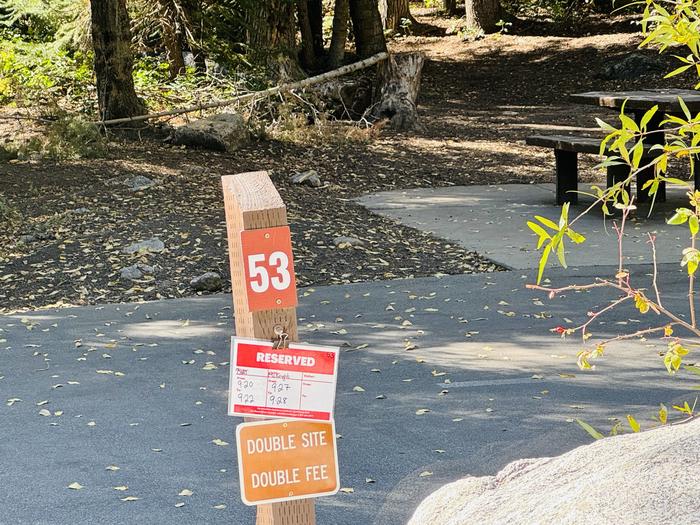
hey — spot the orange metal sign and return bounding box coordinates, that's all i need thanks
[240,226,298,312]
[236,419,339,506]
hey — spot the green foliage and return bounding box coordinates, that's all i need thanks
[0,38,93,110]
[626,414,641,432]
[576,399,695,440]
[11,115,105,160]
[530,0,700,439]
[575,418,604,439]
[527,202,586,284]
[501,0,605,26]
[129,0,251,69]
[0,37,263,118]
[496,19,512,34]
[0,0,89,48]
[664,341,690,373]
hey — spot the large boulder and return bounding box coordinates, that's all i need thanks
[598,53,667,80]
[408,418,700,525]
[170,113,249,152]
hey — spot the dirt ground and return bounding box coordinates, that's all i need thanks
[0,12,690,312]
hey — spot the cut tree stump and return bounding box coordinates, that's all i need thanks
[372,52,425,131]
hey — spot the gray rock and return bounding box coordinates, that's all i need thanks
[183,51,196,68]
[408,418,700,525]
[291,170,322,188]
[333,236,364,248]
[120,263,155,281]
[123,238,165,255]
[18,234,36,244]
[33,230,55,241]
[71,208,89,214]
[18,228,54,243]
[170,113,249,152]
[125,175,155,191]
[120,265,143,280]
[205,59,227,76]
[190,272,223,292]
[599,53,667,80]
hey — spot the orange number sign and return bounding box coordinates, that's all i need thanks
[240,226,298,311]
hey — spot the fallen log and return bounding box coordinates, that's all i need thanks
[95,52,389,127]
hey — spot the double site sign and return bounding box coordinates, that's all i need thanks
[227,217,341,508]
[236,419,339,505]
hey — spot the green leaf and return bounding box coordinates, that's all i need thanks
[575,419,604,440]
[640,105,659,129]
[537,243,551,285]
[559,202,570,228]
[527,221,549,239]
[662,177,691,188]
[664,64,692,78]
[627,414,641,432]
[668,210,690,225]
[566,229,586,244]
[690,215,699,236]
[535,215,559,231]
[619,113,640,133]
[658,404,668,425]
[631,140,644,169]
[679,96,692,120]
[595,118,617,132]
[664,352,675,374]
[556,238,567,268]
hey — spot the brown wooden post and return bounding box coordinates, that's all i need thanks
[222,171,316,525]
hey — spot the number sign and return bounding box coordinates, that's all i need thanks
[236,418,339,506]
[240,226,297,311]
[229,337,339,421]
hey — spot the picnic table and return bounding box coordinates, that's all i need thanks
[572,89,700,201]
[571,88,700,147]
[570,88,700,115]
[527,89,700,205]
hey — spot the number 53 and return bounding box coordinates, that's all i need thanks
[248,251,292,293]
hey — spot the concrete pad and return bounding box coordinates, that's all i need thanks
[358,184,693,269]
[1,266,697,524]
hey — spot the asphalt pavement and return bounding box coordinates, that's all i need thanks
[1,264,697,524]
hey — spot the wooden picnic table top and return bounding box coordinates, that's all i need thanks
[571,89,700,112]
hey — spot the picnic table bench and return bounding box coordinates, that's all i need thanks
[525,134,653,205]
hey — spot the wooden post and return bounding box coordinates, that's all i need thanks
[553,149,578,205]
[222,171,316,525]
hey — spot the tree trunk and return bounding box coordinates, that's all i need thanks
[464,0,501,32]
[180,0,206,73]
[308,0,324,58]
[297,0,317,70]
[349,0,387,59]
[378,0,414,33]
[90,0,145,120]
[156,0,186,79]
[372,52,425,130]
[246,0,299,78]
[328,0,349,68]
[443,0,458,16]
